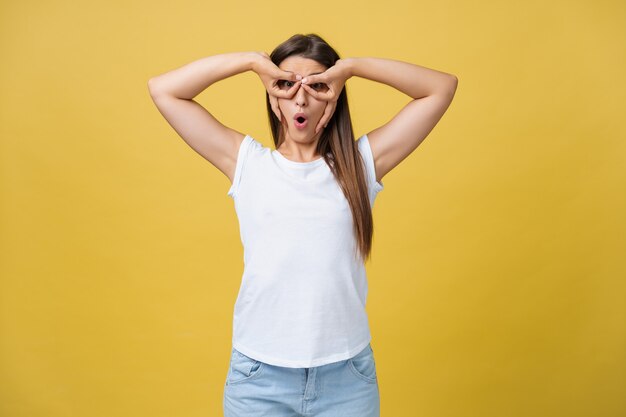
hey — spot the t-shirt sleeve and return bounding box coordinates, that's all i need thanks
[356,133,384,204]
[227,135,253,199]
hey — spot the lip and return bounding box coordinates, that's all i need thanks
[293,112,309,129]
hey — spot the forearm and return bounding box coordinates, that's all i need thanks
[148,51,258,99]
[341,57,457,99]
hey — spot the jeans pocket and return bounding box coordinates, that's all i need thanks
[226,348,265,385]
[348,344,378,383]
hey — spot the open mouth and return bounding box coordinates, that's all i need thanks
[294,113,308,129]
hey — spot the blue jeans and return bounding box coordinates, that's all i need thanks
[223,343,380,417]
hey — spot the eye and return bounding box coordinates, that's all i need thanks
[311,83,329,92]
[277,80,295,89]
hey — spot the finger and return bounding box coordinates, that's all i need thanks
[289,79,302,93]
[270,78,300,95]
[301,83,331,101]
[276,102,284,122]
[315,102,334,134]
[269,95,281,120]
[301,73,324,85]
[271,95,283,122]
[277,80,301,98]
[277,69,301,82]
[270,98,277,120]
[315,118,324,134]
[329,101,337,124]
[315,104,328,133]
[322,102,337,132]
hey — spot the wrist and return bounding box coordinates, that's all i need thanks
[248,51,264,72]
[336,57,356,78]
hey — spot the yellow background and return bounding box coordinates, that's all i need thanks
[1,0,625,416]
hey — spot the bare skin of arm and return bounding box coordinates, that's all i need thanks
[302,57,458,183]
[147,52,299,183]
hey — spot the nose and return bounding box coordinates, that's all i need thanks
[294,82,309,107]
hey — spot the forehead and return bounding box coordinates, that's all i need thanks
[278,56,326,75]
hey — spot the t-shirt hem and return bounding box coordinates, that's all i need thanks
[232,337,372,369]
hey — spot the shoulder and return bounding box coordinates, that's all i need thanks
[227,134,271,198]
[356,133,384,194]
[356,134,375,170]
[235,134,268,161]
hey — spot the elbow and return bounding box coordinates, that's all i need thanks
[445,75,458,97]
[147,77,158,91]
[147,78,166,99]
[147,78,156,96]
[432,74,458,98]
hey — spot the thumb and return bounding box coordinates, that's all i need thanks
[300,74,319,85]
[279,70,301,81]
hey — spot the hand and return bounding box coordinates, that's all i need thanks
[251,51,302,122]
[299,59,351,133]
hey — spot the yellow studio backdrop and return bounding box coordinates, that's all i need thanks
[1,0,624,416]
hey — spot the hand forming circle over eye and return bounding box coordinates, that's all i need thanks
[299,60,350,133]
[251,51,302,122]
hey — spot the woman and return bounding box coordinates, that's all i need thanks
[148,33,457,417]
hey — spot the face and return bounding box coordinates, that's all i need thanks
[277,56,329,145]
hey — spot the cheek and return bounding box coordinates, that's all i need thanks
[313,103,327,119]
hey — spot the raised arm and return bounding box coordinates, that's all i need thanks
[343,57,458,183]
[147,52,257,183]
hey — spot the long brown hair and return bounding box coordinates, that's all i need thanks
[266,33,376,262]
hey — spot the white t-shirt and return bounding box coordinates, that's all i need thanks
[226,133,384,368]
